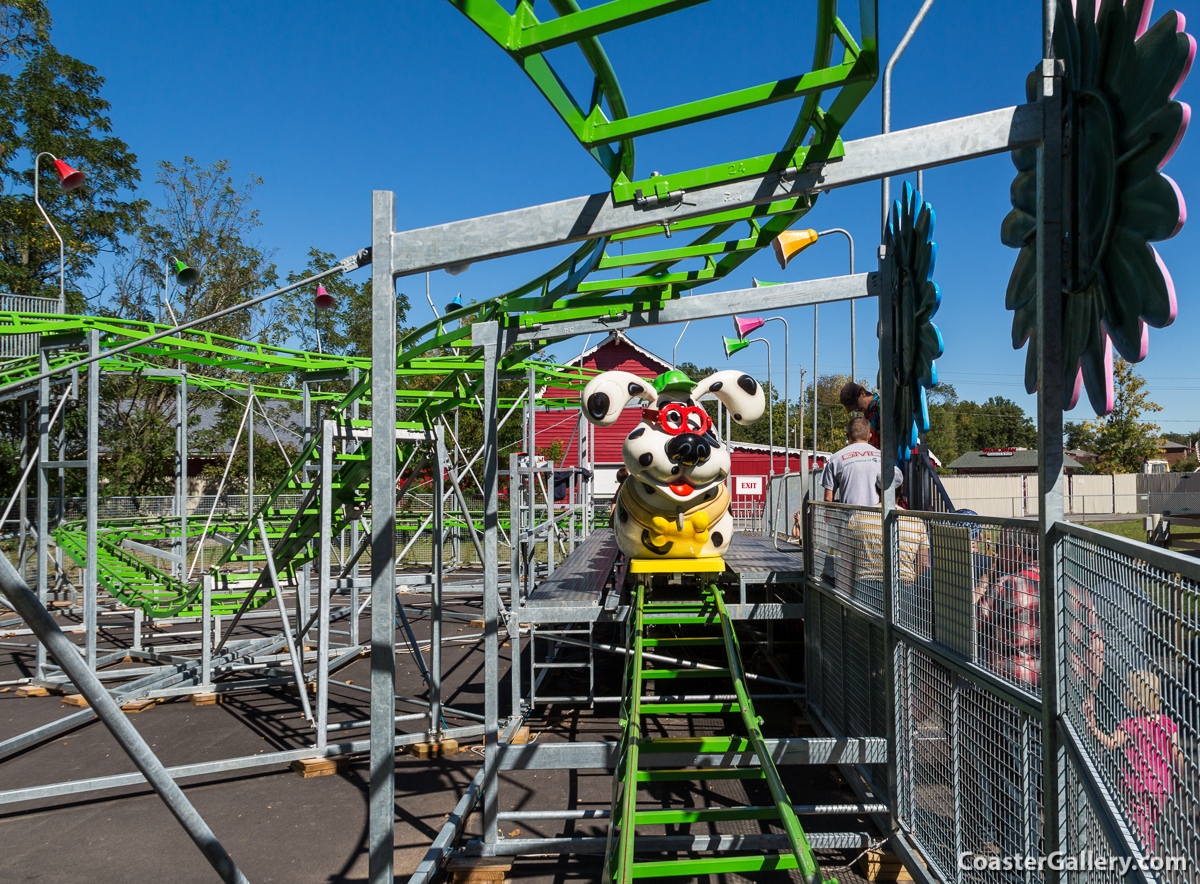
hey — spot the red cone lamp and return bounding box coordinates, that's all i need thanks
[54,160,85,191]
[314,284,335,310]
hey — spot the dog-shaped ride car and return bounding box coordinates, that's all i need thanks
[580,368,765,560]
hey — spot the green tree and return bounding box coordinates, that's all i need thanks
[272,247,409,356]
[99,159,282,494]
[961,396,1037,450]
[196,433,300,497]
[1082,357,1163,474]
[924,382,962,468]
[1064,420,1094,451]
[0,1,49,65]
[104,157,277,337]
[0,3,145,308]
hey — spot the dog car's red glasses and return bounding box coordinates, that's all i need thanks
[642,403,711,436]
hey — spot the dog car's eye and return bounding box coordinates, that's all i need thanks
[686,412,705,432]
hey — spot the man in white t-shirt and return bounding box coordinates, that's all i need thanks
[821,418,903,506]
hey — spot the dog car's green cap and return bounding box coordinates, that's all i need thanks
[653,370,693,394]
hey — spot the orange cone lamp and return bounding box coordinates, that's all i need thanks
[771,229,819,269]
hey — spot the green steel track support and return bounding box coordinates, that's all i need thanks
[21,1,878,630]
[602,574,826,884]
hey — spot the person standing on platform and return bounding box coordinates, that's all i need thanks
[839,382,881,449]
[821,418,901,506]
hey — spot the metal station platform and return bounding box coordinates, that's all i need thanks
[517,530,804,624]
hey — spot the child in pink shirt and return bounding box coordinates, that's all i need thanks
[1085,670,1184,852]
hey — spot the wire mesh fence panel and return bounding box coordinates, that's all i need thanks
[730,495,765,533]
[910,512,1044,700]
[899,642,1045,884]
[904,646,958,882]
[1059,526,1200,873]
[845,609,875,739]
[809,502,885,616]
[817,590,847,734]
[802,501,1199,883]
[765,474,807,538]
[808,590,825,714]
[1063,751,1137,884]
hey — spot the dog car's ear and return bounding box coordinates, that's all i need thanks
[693,370,765,425]
[580,371,657,426]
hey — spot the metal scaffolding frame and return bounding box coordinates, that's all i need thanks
[0,2,1192,883]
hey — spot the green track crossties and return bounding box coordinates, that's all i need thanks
[603,578,825,883]
[12,2,876,623]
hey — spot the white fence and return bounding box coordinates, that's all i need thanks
[939,473,1141,518]
[0,293,61,359]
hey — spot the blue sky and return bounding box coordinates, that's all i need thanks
[47,1,1200,435]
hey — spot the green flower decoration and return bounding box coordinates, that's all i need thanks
[883,181,944,463]
[1002,0,1194,415]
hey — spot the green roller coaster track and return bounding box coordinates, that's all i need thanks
[7,3,878,878]
[13,0,877,628]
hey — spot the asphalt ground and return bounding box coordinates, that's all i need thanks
[0,588,880,884]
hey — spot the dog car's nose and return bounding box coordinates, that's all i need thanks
[665,433,710,467]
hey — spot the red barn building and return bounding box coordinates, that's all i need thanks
[535,332,829,507]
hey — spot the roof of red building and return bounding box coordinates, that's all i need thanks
[544,331,673,399]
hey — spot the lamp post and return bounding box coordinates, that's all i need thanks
[723,334,773,523]
[672,321,691,369]
[33,152,85,313]
[732,313,789,479]
[313,285,336,353]
[162,256,199,326]
[816,228,856,381]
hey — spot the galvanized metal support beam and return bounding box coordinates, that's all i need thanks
[510,272,878,344]
[388,105,1041,277]
[84,330,99,668]
[431,424,445,733]
[35,347,49,677]
[877,238,899,837]
[0,554,251,884]
[318,418,334,750]
[369,190,398,884]
[1035,53,1066,884]
[473,319,503,853]
[177,373,188,580]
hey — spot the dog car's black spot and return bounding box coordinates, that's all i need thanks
[671,466,680,475]
[618,506,627,524]
[734,413,742,421]
[642,483,656,495]
[711,531,724,547]
[737,374,757,395]
[710,381,723,392]
[628,382,643,396]
[628,427,645,440]
[638,453,653,467]
[586,391,610,421]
